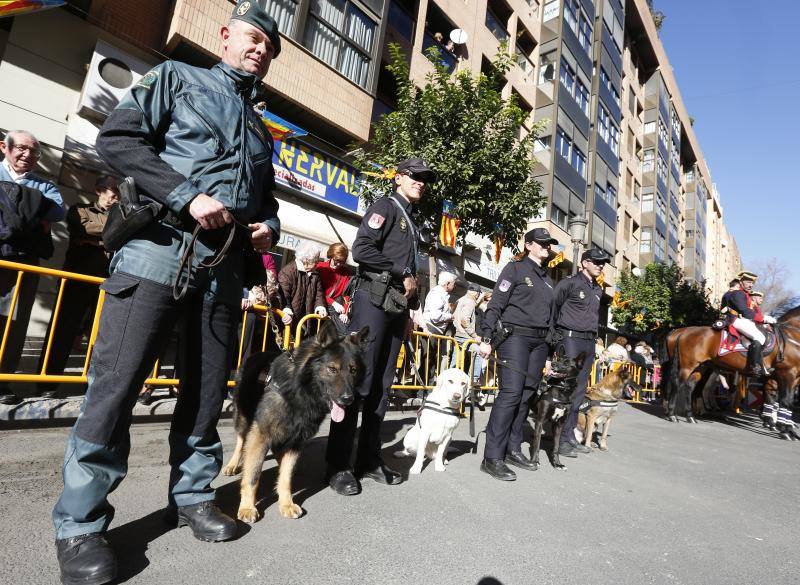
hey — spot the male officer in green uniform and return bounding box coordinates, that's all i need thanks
[52,3,281,584]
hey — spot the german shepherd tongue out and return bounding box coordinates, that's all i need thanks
[223,320,369,523]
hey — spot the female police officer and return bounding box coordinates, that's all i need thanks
[477,228,557,480]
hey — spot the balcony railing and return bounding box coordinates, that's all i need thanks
[485,9,509,42]
[422,32,457,72]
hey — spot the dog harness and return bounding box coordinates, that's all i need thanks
[417,399,461,419]
[579,399,619,413]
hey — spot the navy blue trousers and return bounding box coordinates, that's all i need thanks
[326,288,407,472]
[484,334,549,460]
[558,336,595,443]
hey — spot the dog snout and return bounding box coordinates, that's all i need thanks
[452,392,462,401]
[338,390,354,406]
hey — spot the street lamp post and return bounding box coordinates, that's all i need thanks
[568,214,588,276]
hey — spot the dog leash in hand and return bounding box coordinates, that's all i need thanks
[481,354,546,385]
[173,218,256,301]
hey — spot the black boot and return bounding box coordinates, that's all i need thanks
[746,341,765,378]
[55,533,117,585]
[164,501,237,542]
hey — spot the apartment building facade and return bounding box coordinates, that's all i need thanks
[0,0,739,305]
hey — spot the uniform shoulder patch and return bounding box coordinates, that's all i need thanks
[136,69,159,91]
[498,279,512,293]
[368,213,385,229]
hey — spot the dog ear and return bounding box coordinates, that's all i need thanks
[350,325,370,351]
[316,318,339,348]
[575,352,587,368]
[555,345,565,358]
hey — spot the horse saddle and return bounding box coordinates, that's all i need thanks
[718,327,776,357]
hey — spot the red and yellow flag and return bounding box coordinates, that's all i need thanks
[595,272,606,287]
[439,200,460,248]
[0,1,64,18]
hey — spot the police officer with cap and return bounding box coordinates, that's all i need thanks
[477,227,557,480]
[52,3,282,583]
[550,247,610,458]
[325,157,436,495]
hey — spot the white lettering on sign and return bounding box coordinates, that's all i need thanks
[274,166,327,198]
[543,0,559,22]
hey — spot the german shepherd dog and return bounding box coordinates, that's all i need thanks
[529,350,586,470]
[222,320,369,523]
[576,368,631,451]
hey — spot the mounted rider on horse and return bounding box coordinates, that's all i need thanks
[719,270,776,377]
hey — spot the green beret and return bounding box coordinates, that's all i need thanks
[231,1,281,58]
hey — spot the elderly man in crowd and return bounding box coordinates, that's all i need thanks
[0,129,65,405]
[422,271,456,379]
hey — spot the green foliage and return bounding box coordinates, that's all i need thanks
[353,43,545,248]
[611,263,717,336]
[646,0,666,31]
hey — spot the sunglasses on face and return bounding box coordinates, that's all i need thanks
[402,172,429,184]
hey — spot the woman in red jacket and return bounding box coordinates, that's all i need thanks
[316,242,353,334]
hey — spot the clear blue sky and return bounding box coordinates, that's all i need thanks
[656,0,800,295]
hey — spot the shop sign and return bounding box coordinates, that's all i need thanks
[273,139,361,214]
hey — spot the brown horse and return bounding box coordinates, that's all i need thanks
[662,306,800,439]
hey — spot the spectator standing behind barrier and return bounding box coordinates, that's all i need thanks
[450,285,484,376]
[550,247,610,458]
[423,271,456,376]
[477,228,558,481]
[316,242,352,334]
[51,4,283,584]
[326,157,435,496]
[595,337,605,359]
[0,130,65,406]
[603,336,629,362]
[278,242,327,329]
[35,176,120,400]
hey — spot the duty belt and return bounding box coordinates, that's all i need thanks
[509,325,549,338]
[557,328,597,340]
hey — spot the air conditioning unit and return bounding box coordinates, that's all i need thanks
[78,40,152,120]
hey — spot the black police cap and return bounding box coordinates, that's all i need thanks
[524,227,558,245]
[231,1,282,58]
[581,248,611,264]
[396,157,437,183]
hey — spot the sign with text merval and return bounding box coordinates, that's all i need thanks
[272,139,361,215]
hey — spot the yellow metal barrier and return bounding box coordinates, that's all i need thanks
[0,259,290,389]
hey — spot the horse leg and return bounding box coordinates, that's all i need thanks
[773,374,798,440]
[683,370,703,424]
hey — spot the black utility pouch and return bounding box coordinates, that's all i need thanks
[102,176,163,252]
[382,286,408,315]
[368,271,390,308]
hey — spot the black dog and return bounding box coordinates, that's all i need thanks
[529,350,586,470]
[222,319,369,523]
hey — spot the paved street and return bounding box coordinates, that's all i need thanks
[1,403,799,585]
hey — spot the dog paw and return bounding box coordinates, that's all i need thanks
[237,506,261,523]
[434,464,446,472]
[222,464,240,476]
[554,464,567,471]
[409,465,423,475]
[278,502,303,519]
[599,445,608,452]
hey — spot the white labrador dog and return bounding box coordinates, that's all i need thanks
[397,368,469,474]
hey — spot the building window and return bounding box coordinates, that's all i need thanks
[564,0,578,32]
[642,148,654,172]
[606,183,617,207]
[655,195,667,224]
[644,121,656,134]
[571,144,586,178]
[577,12,592,53]
[642,192,653,213]
[597,105,610,142]
[608,122,619,156]
[258,0,298,35]
[551,205,569,231]
[534,134,551,153]
[539,50,556,84]
[594,183,605,206]
[559,58,575,94]
[575,78,590,115]
[684,169,695,182]
[556,127,571,160]
[640,228,652,253]
[657,153,668,182]
[599,67,620,107]
[658,117,668,145]
[303,0,377,88]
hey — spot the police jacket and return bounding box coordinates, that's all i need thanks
[352,192,418,280]
[726,289,756,320]
[480,256,554,336]
[95,60,280,303]
[551,272,602,333]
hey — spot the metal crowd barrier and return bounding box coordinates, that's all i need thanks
[0,259,290,389]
